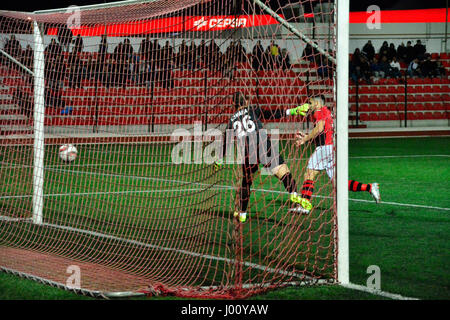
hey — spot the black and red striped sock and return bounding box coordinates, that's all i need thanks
[301,179,315,200]
[348,180,372,192]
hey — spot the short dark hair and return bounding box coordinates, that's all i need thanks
[233,91,246,109]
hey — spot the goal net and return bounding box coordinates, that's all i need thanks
[0,0,342,298]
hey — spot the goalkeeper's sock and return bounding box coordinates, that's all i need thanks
[301,179,315,200]
[348,180,372,192]
[280,172,297,194]
[240,184,251,213]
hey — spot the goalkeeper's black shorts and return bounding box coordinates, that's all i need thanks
[242,139,285,175]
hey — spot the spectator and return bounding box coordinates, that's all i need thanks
[357,55,372,83]
[435,59,446,78]
[4,35,22,59]
[280,48,291,71]
[139,35,151,61]
[362,40,375,61]
[177,40,188,70]
[389,56,402,78]
[302,43,316,62]
[270,41,281,66]
[130,53,142,84]
[82,56,96,80]
[151,39,161,69]
[162,40,174,67]
[351,48,361,67]
[414,40,426,60]
[263,46,273,70]
[13,88,33,118]
[100,57,114,88]
[252,40,264,71]
[98,34,108,62]
[45,38,62,63]
[207,40,220,71]
[235,40,247,63]
[387,43,397,61]
[73,35,84,54]
[408,58,421,77]
[113,41,124,62]
[378,41,389,61]
[317,55,332,78]
[420,54,437,78]
[68,62,82,88]
[197,40,207,65]
[186,41,197,70]
[370,57,384,78]
[397,42,407,62]
[21,44,34,72]
[122,38,134,61]
[405,41,415,64]
[57,24,73,52]
[378,55,390,77]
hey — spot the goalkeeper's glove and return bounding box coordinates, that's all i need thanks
[288,103,310,116]
[213,160,223,172]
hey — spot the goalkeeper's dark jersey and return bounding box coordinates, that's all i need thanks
[222,105,285,166]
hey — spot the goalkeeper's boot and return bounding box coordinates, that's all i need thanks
[234,211,247,223]
[289,198,312,215]
[370,183,381,203]
[290,192,302,204]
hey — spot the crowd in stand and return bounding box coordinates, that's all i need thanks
[350,40,447,84]
[2,34,448,100]
[2,34,292,91]
[1,34,296,114]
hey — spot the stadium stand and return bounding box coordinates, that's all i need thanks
[0,39,449,135]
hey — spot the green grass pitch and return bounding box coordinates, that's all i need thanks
[0,136,449,300]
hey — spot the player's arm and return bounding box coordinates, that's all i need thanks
[296,120,325,146]
[259,103,310,120]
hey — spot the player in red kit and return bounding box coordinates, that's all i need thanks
[292,95,381,214]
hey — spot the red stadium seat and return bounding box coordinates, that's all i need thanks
[359,113,369,121]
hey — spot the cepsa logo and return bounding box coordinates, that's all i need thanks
[193,16,247,30]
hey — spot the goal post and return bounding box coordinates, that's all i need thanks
[32,21,45,225]
[250,0,349,285]
[335,0,349,285]
[0,0,346,298]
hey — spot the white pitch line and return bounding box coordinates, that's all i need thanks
[341,283,419,300]
[0,215,307,281]
[2,165,449,212]
[0,214,421,300]
[349,154,450,159]
[2,154,448,170]
[0,188,207,200]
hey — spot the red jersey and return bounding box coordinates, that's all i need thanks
[312,106,333,146]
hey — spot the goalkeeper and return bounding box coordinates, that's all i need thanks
[213,91,310,223]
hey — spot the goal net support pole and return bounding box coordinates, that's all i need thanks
[251,0,336,64]
[32,20,45,225]
[335,0,349,285]
[0,48,33,75]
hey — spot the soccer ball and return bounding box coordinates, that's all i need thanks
[59,144,78,162]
